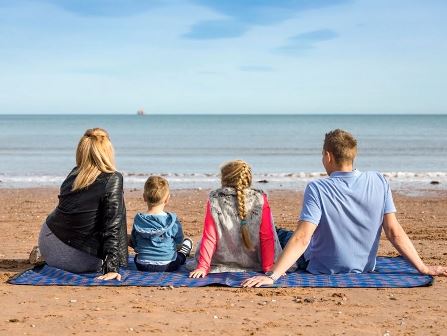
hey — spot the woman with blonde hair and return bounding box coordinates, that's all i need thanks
[189,160,282,278]
[37,128,127,280]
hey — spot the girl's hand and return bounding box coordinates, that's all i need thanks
[189,269,207,278]
[96,272,122,281]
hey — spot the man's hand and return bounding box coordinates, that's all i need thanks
[96,272,122,281]
[189,269,207,278]
[241,275,274,288]
[383,213,447,276]
[421,265,447,276]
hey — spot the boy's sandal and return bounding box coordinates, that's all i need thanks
[178,238,193,257]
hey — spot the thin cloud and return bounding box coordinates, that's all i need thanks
[183,20,248,39]
[39,0,162,17]
[197,70,221,75]
[276,29,339,55]
[239,65,275,72]
[184,0,350,39]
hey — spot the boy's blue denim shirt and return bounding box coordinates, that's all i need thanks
[131,212,184,262]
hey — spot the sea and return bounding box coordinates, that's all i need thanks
[0,114,446,193]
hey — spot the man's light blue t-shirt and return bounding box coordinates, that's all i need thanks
[300,170,396,274]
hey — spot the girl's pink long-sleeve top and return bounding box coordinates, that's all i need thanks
[196,194,275,274]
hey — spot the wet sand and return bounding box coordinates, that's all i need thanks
[0,188,446,335]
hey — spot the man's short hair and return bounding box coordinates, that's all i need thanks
[323,129,357,165]
[143,176,169,207]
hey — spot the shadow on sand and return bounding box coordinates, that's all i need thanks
[0,259,32,282]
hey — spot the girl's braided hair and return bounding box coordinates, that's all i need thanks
[221,160,255,251]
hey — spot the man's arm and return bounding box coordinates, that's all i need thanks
[383,213,447,276]
[242,220,316,287]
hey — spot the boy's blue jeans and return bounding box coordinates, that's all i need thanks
[135,253,186,272]
[276,228,309,270]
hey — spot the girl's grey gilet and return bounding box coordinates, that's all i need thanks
[193,187,283,273]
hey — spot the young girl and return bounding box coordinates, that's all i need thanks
[189,160,282,278]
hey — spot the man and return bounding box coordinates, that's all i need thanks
[242,129,447,287]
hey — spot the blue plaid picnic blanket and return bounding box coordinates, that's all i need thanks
[8,256,433,288]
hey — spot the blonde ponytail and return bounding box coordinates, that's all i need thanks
[72,128,116,191]
[221,160,254,251]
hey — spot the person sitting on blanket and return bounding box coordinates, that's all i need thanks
[242,129,447,287]
[129,176,193,272]
[36,128,128,281]
[189,160,283,278]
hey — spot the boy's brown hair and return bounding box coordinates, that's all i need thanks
[143,176,169,208]
[323,129,358,165]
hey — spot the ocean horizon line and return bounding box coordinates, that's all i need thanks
[1,113,447,116]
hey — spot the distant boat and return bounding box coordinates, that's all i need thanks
[137,108,145,116]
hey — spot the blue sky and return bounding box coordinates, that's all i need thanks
[0,0,446,114]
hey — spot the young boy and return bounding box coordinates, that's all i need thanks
[130,176,193,272]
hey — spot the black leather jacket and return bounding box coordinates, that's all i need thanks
[46,168,128,273]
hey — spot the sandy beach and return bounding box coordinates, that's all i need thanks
[0,188,446,336]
